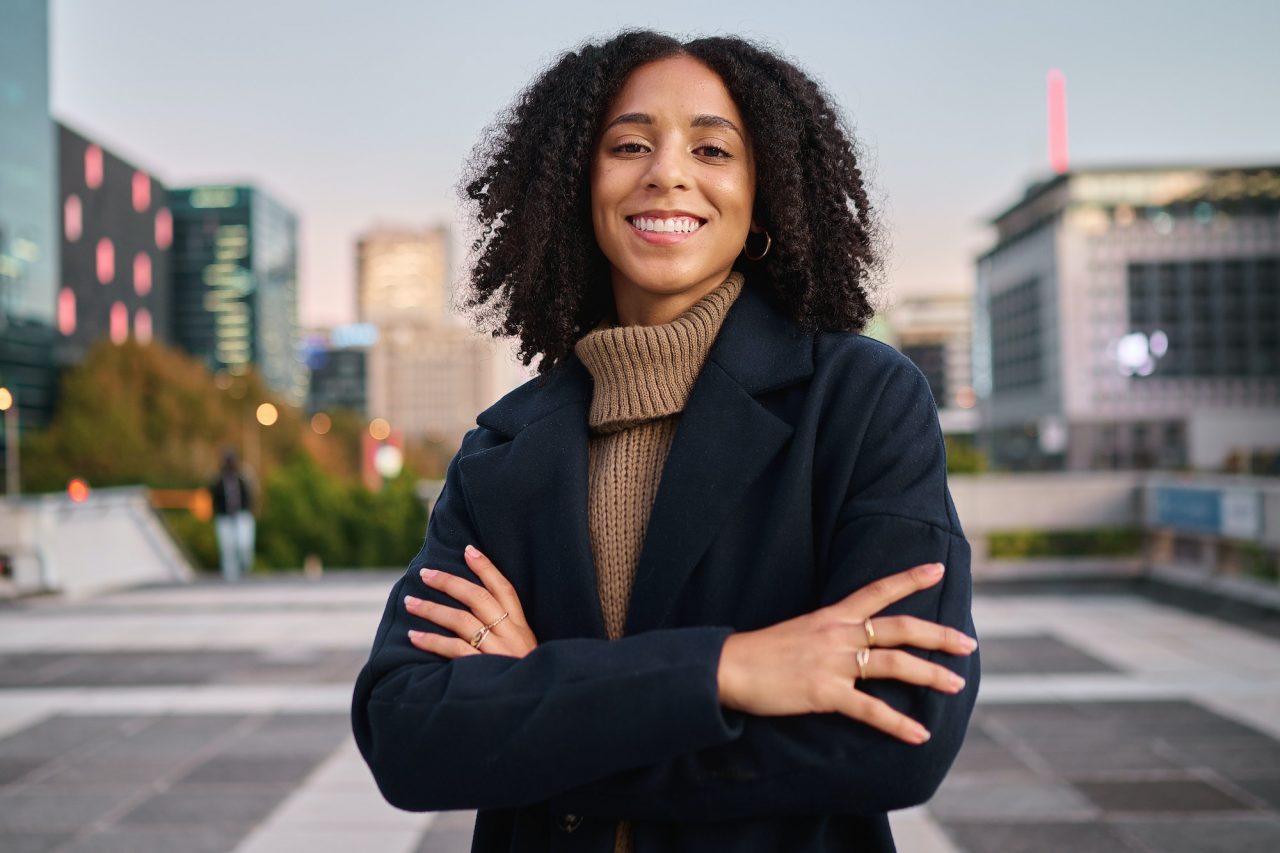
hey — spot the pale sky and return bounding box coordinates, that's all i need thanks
[50,0,1280,328]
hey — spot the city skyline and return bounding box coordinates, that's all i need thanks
[49,0,1280,328]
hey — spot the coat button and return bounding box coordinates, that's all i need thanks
[558,813,582,832]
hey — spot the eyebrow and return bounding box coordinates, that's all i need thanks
[603,112,745,140]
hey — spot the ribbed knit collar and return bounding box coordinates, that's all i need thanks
[573,272,745,433]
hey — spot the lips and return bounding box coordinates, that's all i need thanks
[625,212,706,245]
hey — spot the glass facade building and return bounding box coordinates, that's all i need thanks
[0,0,59,430]
[170,185,306,405]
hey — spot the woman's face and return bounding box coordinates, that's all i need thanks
[590,55,757,324]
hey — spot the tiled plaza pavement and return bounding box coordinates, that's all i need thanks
[2,574,1279,852]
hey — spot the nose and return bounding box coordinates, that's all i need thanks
[643,142,688,192]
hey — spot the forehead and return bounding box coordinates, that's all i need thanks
[605,55,744,124]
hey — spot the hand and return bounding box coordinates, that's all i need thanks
[405,545,539,659]
[717,561,977,745]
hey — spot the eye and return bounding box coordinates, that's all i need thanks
[695,145,732,159]
[611,142,648,154]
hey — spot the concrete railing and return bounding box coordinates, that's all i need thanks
[951,471,1280,581]
[0,486,194,599]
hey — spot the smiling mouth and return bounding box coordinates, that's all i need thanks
[626,214,706,234]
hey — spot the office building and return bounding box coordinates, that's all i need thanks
[885,293,978,436]
[0,0,59,429]
[303,323,372,416]
[56,122,172,364]
[974,165,1280,471]
[356,226,452,325]
[170,185,307,405]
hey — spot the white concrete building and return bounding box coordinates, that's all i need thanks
[974,165,1280,472]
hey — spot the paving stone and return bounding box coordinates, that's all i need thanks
[0,716,138,760]
[177,755,325,786]
[0,834,76,853]
[35,754,189,786]
[1230,776,1280,810]
[1084,700,1271,740]
[949,741,1036,775]
[1028,743,1183,776]
[0,789,140,833]
[928,777,1096,821]
[0,758,46,785]
[58,825,245,853]
[1165,738,1280,776]
[412,810,476,853]
[117,783,291,827]
[975,634,1121,675]
[1114,816,1280,853]
[1075,778,1255,813]
[940,820,1139,853]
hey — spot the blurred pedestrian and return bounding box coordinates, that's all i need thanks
[210,450,254,581]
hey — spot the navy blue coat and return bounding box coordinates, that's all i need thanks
[352,276,980,852]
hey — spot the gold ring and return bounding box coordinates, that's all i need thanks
[484,611,509,631]
[862,618,876,647]
[856,647,871,681]
[469,626,491,648]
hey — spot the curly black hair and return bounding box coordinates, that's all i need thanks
[456,29,888,375]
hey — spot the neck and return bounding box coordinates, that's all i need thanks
[610,267,737,327]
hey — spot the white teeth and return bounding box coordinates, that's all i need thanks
[630,216,702,233]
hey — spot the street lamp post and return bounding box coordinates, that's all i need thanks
[0,386,18,500]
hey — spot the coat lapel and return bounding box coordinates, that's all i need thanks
[462,277,814,640]
[624,278,813,634]
[460,357,608,640]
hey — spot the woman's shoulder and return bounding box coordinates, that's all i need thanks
[811,329,934,408]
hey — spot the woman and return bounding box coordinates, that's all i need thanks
[353,30,979,853]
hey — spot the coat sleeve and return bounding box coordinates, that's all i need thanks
[547,353,981,821]
[351,427,747,813]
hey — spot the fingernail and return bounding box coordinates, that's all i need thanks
[914,725,931,743]
[932,563,946,576]
[420,568,437,580]
[408,629,424,640]
[962,636,978,651]
[404,595,421,606]
[465,545,479,559]
[949,674,966,690]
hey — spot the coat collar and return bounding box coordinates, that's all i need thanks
[463,276,814,638]
[475,275,813,438]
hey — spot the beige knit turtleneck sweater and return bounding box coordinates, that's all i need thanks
[571,270,745,853]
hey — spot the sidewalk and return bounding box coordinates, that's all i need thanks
[1,573,1278,852]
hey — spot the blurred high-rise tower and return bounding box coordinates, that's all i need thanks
[0,0,59,430]
[169,185,307,406]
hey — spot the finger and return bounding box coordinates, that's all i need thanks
[836,688,932,745]
[463,546,529,624]
[420,568,504,624]
[859,615,977,656]
[405,595,483,639]
[408,629,481,659]
[861,648,966,695]
[837,562,945,619]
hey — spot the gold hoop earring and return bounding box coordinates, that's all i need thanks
[743,230,772,261]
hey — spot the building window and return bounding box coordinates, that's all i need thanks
[135,308,153,343]
[154,208,172,250]
[1127,256,1280,377]
[990,277,1043,392]
[133,252,152,296]
[58,288,76,336]
[132,171,151,212]
[96,238,115,284]
[85,145,104,189]
[64,195,82,241]
[110,302,128,344]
